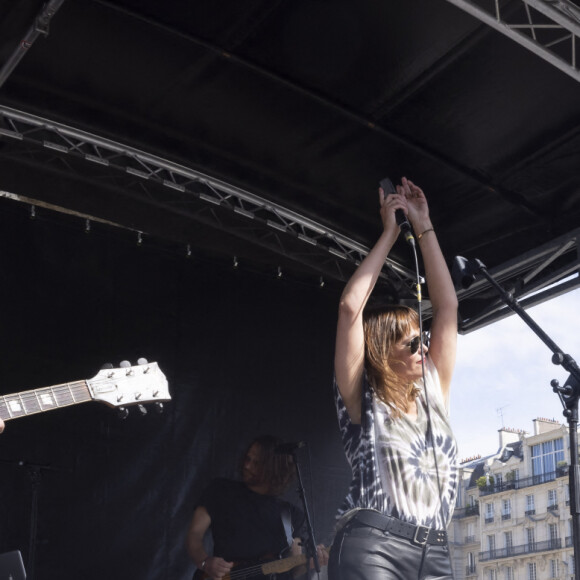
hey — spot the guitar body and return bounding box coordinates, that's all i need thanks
[193,564,271,580]
[193,565,259,580]
[193,552,307,580]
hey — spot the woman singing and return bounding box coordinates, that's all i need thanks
[328,177,459,580]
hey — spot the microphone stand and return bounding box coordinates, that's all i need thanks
[0,457,70,580]
[290,447,320,575]
[454,257,580,578]
[21,459,71,580]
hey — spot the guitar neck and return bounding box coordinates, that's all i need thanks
[0,381,92,421]
[261,554,307,576]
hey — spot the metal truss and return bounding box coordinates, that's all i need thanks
[0,104,417,291]
[445,0,580,82]
[0,0,67,90]
[455,227,580,332]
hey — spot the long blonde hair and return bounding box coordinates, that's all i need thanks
[363,305,422,418]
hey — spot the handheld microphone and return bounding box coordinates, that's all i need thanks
[275,441,307,454]
[379,177,415,246]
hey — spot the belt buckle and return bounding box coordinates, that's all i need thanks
[413,525,429,546]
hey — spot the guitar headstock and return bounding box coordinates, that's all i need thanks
[86,360,170,410]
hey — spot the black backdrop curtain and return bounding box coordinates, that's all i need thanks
[0,197,350,580]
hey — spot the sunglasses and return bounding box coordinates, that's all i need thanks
[406,331,430,355]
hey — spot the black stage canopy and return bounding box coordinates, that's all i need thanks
[0,0,578,331]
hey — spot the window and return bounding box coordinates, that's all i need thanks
[513,468,520,481]
[527,562,536,580]
[505,567,513,580]
[487,535,496,558]
[489,569,497,580]
[504,531,512,554]
[466,522,475,543]
[526,494,535,515]
[548,488,558,509]
[502,499,511,520]
[526,528,535,551]
[467,552,475,574]
[532,438,564,481]
[549,523,559,548]
[550,559,560,578]
[486,502,494,523]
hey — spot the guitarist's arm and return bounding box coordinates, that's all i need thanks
[186,506,233,580]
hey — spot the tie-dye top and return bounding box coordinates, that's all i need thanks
[333,360,458,529]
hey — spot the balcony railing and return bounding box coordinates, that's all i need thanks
[479,538,562,561]
[453,504,480,518]
[479,467,568,496]
[466,504,479,516]
[502,513,511,520]
[485,516,494,524]
[548,503,559,511]
[525,509,536,516]
[465,535,476,544]
[465,564,476,576]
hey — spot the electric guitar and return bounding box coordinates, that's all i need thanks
[193,552,309,580]
[0,360,170,422]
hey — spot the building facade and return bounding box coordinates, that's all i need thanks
[449,418,574,580]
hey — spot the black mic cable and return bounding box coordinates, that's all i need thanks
[395,209,415,246]
[407,233,455,579]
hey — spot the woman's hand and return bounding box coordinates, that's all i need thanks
[378,185,409,236]
[396,177,430,231]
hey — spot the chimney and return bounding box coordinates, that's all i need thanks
[498,427,523,449]
[533,417,561,435]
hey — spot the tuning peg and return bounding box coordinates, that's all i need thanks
[117,407,129,420]
[101,363,114,370]
[154,402,164,414]
[119,360,131,368]
[137,404,148,416]
[137,358,149,365]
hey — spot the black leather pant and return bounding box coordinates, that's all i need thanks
[328,521,454,580]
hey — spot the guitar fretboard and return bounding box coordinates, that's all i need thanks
[0,381,92,421]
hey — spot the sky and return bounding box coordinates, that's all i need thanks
[449,284,580,462]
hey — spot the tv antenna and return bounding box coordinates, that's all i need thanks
[497,405,510,428]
